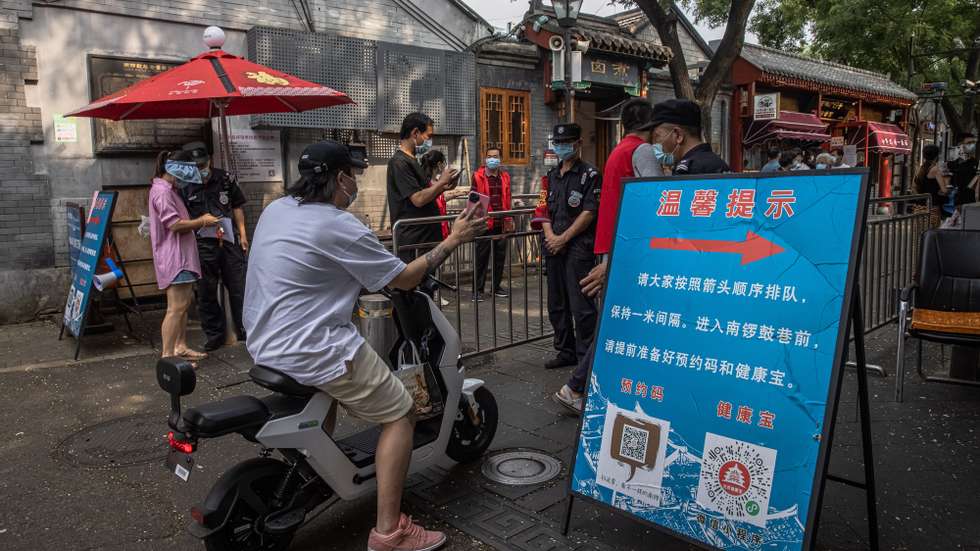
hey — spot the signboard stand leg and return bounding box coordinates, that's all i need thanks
[561,494,574,536]
[814,287,880,551]
[107,233,153,349]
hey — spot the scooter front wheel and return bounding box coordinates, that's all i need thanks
[447,387,498,463]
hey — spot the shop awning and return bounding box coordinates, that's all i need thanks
[848,122,912,154]
[743,111,831,145]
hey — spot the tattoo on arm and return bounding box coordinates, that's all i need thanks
[423,242,452,274]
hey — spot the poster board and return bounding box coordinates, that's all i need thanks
[211,127,283,183]
[88,55,206,153]
[569,171,868,550]
[63,191,118,337]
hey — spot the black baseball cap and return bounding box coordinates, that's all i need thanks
[552,123,582,143]
[298,140,369,176]
[646,99,702,130]
[182,141,210,166]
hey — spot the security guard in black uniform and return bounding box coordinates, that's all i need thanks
[649,99,730,175]
[180,141,249,351]
[542,123,602,369]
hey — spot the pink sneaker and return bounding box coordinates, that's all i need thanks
[367,514,447,551]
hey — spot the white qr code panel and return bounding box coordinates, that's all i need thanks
[696,433,777,528]
[596,404,670,508]
[619,425,650,463]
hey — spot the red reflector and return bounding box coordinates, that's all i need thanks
[167,431,196,454]
[190,506,205,525]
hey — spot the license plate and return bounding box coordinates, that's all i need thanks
[165,450,195,482]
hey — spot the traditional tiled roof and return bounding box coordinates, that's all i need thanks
[575,26,672,61]
[530,6,672,62]
[738,43,915,103]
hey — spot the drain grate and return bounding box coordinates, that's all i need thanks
[53,413,169,468]
[482,449,562,486]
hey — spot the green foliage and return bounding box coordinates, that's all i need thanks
[751,0,977,90]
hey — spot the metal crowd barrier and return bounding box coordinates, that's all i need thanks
[847,194,932,376]
[392,208,553,359]
[860,194,932,334]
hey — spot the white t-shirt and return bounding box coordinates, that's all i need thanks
[244,197,406,386]
[632,143,665,178]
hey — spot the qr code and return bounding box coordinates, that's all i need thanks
[619,424,649,463]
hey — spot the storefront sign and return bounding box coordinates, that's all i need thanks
[830,136,845,148]
[89,56,205,153]
[54,114,78,143]
[64,191,117,338]
[582,55,640,89]
[753,93,779,120]
[571,171,868,550]
[212,128,283,183]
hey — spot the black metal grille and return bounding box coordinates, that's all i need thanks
[247,27,474,135]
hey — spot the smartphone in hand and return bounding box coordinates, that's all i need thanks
[463,191,490,217]
[447,169,462,189]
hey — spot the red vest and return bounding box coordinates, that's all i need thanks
[473,167,512,230]
[594,134,645,254]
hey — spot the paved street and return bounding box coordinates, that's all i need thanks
[0,310,978,551]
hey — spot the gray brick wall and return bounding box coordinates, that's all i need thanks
[0,25,50,270]
[476,59,560,197]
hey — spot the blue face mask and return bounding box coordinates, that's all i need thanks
[815,163,828,170]
[415,138,433,156]
[165,160,202,188]
[553,143,576,161]
[486,157,501,170]
[652,142,674,166]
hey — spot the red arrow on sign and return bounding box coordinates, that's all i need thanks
[649,231,784,265]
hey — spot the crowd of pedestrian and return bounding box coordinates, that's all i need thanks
[914,133,979,223]
[759,145,851,173]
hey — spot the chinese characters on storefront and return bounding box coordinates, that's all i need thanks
[570,172,867,551]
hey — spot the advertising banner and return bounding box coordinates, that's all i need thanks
[570,171,868,550]
[63,191,117,337]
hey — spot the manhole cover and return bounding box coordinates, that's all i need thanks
[53,413,169,468]
[482,449,562,486]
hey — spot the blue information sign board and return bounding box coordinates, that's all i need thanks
[63,191,117,338]
[570,171,868,550]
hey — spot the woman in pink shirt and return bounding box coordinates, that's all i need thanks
[149,150,219,366]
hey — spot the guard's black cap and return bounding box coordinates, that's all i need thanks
[298,140,369,177]
[552,123,582,143]
[648,99,702,130]
[182,141,210,166]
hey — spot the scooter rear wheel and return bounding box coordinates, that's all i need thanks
[447,387,498,463]
[203,460,296,551]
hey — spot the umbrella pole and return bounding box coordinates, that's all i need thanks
[215,101,236,175]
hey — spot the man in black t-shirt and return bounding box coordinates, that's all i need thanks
[387,112,456,263]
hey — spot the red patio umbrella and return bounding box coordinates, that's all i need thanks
[66,28,353,171]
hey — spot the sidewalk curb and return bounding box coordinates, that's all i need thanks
[0,347,156,374]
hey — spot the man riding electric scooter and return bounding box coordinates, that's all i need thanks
[244,140,486,551]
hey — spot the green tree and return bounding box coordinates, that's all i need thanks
[751,0,979,138]
[615,1,757,140]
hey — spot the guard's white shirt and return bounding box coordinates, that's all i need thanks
[244,197,405,386]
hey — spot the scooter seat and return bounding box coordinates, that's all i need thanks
[183,396,270,437]
[250,365,318,397]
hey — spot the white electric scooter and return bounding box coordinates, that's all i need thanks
[156,277,498,550]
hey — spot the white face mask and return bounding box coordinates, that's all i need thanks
[338,171,358,207]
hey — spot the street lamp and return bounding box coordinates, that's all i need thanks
[552,1,583,122]
[552,0,583,28]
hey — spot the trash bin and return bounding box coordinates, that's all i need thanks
[355,294,398,368]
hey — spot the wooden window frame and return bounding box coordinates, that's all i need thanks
[480,87,531,166]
